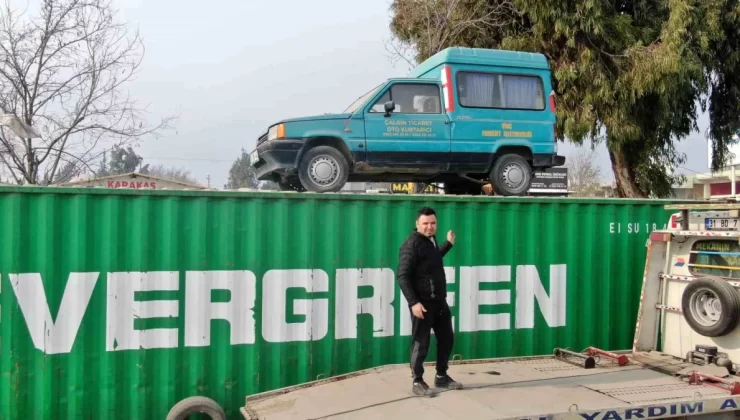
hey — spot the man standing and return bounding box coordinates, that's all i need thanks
[397,206,462,397]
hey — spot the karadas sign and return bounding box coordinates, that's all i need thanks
[6,264,566,355]
[106,180,157,189]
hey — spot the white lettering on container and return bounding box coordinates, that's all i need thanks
[262,269,329,343]
[515,265,567,328]
[11,272,98,355]
[6,264,568,353]
[608,221,668,235]
[106,272,179,351]
[184,270,256,347]
[459,266,510,332]
[335,268,395,339]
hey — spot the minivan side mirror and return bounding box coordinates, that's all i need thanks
[384,101,396,117]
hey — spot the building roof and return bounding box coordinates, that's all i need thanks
[59,172,207,190]
[683,169,738,185]
[408,47,550,78]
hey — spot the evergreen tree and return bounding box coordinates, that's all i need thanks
[225,148,259,189]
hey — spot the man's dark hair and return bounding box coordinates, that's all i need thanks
[417,206,436,219]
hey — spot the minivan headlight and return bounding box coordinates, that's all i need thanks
[268,123,285,140]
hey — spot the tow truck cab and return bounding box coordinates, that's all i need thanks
[248,47,565,195]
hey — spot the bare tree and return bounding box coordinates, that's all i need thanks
[52,160,81,183]
[386,0,519,68]
[140,163,199,185]
[566,149,604,197]
[0,0,176,185]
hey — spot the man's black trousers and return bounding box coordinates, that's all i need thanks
[409,300,454,381]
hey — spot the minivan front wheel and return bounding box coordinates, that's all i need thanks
[298,146,349,193]
[490,154,532,196]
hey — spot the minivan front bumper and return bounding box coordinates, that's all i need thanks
[250,140,303,181]
[533,154,566,168]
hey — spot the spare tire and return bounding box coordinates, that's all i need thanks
[681,276,740,337]
[166,396,226,420]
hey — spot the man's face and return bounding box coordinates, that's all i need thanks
[416,214,437,237]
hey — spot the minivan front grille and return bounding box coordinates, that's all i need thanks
[257,133,268,145]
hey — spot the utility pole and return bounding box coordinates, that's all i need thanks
[206,174,211,188]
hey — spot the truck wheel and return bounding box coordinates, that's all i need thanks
[166,396,226,420]
[681,276,740,337]
[490,154,532,196]
[297,146,349,193]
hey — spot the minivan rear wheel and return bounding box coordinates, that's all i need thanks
[490,154,532,196]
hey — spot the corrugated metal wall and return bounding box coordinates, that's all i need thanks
[0,187,680,419]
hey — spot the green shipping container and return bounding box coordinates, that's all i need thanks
[0,186,681,419]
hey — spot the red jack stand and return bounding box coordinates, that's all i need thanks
[688,371,740,395]
[585,347,629,366]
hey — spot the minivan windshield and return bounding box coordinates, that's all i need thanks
[343,83,383,114]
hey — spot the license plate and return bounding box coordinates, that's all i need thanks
[705,218,740,230]
[249,150,259,166]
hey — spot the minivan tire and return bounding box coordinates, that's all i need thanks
[681,275,740,337]
[297,146,349,193]
[166,396,226,420]
[490,154,532,196]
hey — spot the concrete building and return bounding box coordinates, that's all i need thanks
[593,169,740,200]
[688,169,740,199]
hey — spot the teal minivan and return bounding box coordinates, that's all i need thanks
[249,47,564,195]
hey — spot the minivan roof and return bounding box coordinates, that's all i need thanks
[408,47,550,78]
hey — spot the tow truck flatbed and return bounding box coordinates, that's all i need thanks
[240,351,740,420]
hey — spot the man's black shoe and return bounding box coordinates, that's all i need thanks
[434,374,463,390]
[412,379,436,397]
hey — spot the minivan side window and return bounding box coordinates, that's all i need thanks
[456,71,545,111]
[369,83,442,114]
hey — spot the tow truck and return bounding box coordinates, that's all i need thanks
[231,202,740,420]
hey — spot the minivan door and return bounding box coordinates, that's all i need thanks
[363,81,451,171]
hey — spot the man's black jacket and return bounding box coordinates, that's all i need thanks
[397,229,453,307]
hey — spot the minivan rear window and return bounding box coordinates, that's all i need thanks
[689,239,740,279]
[456,71,545,111]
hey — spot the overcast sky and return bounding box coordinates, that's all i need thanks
[116,0,713,188]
